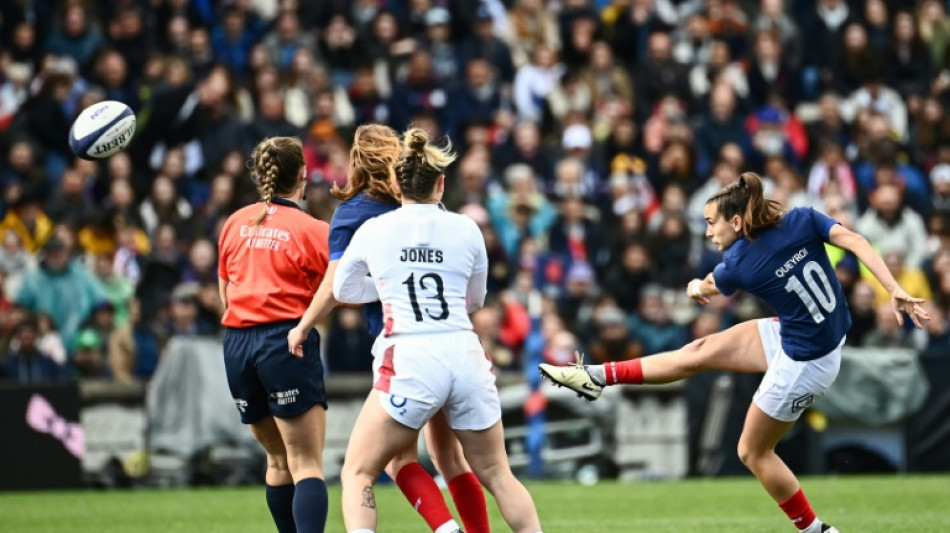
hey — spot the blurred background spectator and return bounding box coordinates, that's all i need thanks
[1,0,949,392]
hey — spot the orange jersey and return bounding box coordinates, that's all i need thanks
[218,199,329,328]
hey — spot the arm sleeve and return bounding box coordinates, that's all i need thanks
[332,225,377,304]
[466,221,489,313]
[807,207,840,242]
[712,261,739,297]
[328,203,357,261]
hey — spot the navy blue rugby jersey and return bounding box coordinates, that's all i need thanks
[713,207,851,360]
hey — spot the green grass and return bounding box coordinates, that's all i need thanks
[1,476,948,532]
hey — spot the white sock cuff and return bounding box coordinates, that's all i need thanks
[434,520,461,533]
[348,529,375,533]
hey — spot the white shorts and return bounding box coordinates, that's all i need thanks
[753,318,844,422]
[371,330,501,431]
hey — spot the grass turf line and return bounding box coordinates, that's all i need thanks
[1,475,948,533]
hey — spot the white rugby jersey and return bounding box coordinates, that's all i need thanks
[333,204,489,336]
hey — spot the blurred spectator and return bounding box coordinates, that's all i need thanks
[45,4,104,71]
[856,184,928,270]
[504,0,561,69]
[108,297,160,382]
[863,304,923,350]
[15,237,103,350]
[587,305,642,363]
[3,318,65,383]
[514,45,564,123]
[35,312,67,366]
[73,328,107,378]
[630,284,689,354]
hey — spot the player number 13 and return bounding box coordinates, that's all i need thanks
[402,272,450,322]
[784,260,836,323]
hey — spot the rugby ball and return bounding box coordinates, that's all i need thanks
[68,100,137,160]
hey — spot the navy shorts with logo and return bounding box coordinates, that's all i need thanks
[223,320,327,424]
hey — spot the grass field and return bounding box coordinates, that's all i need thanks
[1,475,948,532]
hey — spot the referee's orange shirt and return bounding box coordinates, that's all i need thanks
[218,199,329,328]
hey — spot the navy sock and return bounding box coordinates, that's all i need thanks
[292,477,328,533]
[266,483,297,533]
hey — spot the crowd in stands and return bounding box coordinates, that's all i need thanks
[2,0,950,386]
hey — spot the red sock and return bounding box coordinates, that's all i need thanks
[448,472,490,533]
[395,462,454,531]
[779,488,817,530]
[605,359,643,385]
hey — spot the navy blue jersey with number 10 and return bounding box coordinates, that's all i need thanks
[713,207,852,361]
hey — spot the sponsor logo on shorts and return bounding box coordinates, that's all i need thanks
[791,393,815,413]
[390,395,408,416]
[271,389,300,405]
[234,399,248,413]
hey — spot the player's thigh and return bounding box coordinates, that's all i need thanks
[345,391,421,479]
[273,404,327,459]
[695,319,768,374]
[423,410,469,477]
[250,415,287,460]
[452,421,510,482]
[738,402,796,458]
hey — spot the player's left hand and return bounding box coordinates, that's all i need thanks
[287,326,308,358]
[891,287,930,329]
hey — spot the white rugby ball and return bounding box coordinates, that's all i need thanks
[68,100,137,160]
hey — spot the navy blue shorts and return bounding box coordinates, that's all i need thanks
[223,321,327,424]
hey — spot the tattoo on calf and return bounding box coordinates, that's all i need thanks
[361,486,376,509]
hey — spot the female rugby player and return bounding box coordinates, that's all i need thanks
[333,128,544,533]
[541,172,930,533]
[287,124,488,533]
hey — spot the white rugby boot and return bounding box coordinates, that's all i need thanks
[538,352,602,401]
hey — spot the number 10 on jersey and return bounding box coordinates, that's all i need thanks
[784,260,837,323]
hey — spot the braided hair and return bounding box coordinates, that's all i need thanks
[393,128,457,202]
[249,136,305,226]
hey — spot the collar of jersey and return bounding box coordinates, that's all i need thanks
[266,197,303,211]
[400,203,441,210]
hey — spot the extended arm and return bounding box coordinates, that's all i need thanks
[829,224,930,328]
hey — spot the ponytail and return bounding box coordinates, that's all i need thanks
[393,127,457,202]
[707,172,783,238]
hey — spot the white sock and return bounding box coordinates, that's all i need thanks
[800,518,823,533]
[587,365,606,386]
[348,529,375,533]
[434,520,461,533]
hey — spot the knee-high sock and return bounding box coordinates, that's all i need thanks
[292,478,328,533]
[266,483,297,533]
[395,462,456,531]
[448,472,490,533]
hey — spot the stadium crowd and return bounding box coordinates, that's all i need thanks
[1,0,950,385]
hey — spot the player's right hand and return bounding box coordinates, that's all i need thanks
[287,326,307,358]
[687,279,709,305]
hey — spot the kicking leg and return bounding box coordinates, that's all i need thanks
[540,320,767,400]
